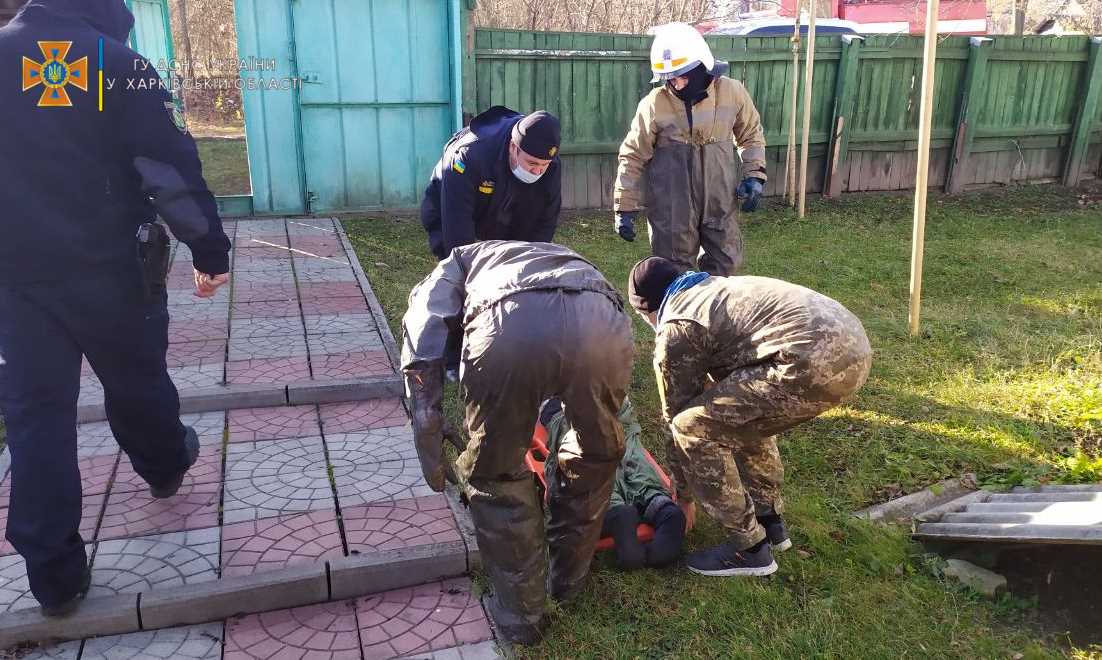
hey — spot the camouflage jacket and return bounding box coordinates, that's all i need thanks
[401,240,624,371]
[653,276,871,421]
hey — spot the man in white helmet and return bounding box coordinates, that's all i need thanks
[613,22,767,276]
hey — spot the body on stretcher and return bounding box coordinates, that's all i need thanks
[525,422,684,552]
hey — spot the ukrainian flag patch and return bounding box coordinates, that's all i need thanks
[452,160,466,174]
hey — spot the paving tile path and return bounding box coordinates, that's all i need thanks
[0,219,498,659]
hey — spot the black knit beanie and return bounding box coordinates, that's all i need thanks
[628,257,682,313]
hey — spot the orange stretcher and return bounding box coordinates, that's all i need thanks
[525,422,680,552]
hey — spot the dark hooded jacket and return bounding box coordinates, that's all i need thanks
[419,106,562,260]
[0,0,230,283]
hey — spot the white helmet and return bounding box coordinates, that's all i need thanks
[649,22,716,83]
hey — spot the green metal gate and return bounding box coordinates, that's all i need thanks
[234,0,465,215]
[126,0,173,78]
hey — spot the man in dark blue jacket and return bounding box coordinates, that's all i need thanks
[0,0,231,616]
[420,106,563,260]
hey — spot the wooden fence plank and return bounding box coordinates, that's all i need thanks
[1063,37,1102,185]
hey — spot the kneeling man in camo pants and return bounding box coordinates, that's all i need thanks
[628,256,872,577]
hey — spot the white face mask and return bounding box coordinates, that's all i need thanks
[512,163,543,184]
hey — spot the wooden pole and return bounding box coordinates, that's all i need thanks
[797,4,816,218]
[785,5,801,207]
[908,0,941,336]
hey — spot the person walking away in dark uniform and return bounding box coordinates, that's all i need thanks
[420,107,562,260]
[0,0,231,616]
[628,257,872,577]
[613,22,767,276]
[402,241,633,644]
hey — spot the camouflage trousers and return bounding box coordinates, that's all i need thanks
[668,357,871,549]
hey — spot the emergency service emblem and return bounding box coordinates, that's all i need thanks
[22,41,89,108]
[165,94,189,134]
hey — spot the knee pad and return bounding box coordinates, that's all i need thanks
[602,504,646,571]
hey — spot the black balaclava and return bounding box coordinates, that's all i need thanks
[23,0,136,43]
[669,63,714,107]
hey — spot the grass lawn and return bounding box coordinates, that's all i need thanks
[343,185,1101,659]
[196,137,251,197]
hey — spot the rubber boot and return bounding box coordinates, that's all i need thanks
[466,476,548,645]
[601,504,645,570]
[546,459,617,602]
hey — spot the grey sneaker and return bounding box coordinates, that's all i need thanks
[686,540,778,577]
[759,515,792,552]
[150,426,200,499]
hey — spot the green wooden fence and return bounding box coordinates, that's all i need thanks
[463,29,1102,209]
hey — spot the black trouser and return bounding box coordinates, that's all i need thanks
[0,264,191,607]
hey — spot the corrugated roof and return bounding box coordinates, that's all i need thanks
[913,485,1102,545]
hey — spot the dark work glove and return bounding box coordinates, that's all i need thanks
[736,178,764,213]
[404,364,465,492]
[614,211,637,242]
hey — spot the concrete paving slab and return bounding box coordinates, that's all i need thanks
[227,406,321,443]
[230,257,292,273]
[234,220,289,236]
[91,528,219,595]
[76,422,119,458]
[223,438,334,523]
[303,314,376,335]
[168,288,229,306]
[139,562,329,631]
[286,219,336,234]
[331,456,435,509]
[231,283,298,304]
[235,234,289,250]
[0,639,81,659]
[169,319,229,343]
[294,257,352,272]
[78,622,224,659]
[228,316,304,339]
[0,496,103,555]
[226,357,310,385]
[223,600,361,660]
[231,247,291,261]
[113,443,222,493]
[167,302,230,322]
[228,336,309,361]
[220,509,343,578]
[78,377,104,406]
[311,352,393,380]
[287,236,345,254]
[77,454,119,497]
[301,297,370,316]
[308,332,384,356]
[98,482,220,541]
[180,412,227,441]
[0,554,41,613]
[230,300,300,319]
[166,340,227,369]
[177,386,288,416]
[168,364,225,391]
[398,641,502,660]
[356,578,491,659]
[298,282,363,299]
[341,496,461,555]
[231,269,297,285]
[296,268,357,284]
[326,428,417,464]
[319,399,407,433]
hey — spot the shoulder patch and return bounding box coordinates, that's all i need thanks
[165,96,188,134]
[452,160,466,174]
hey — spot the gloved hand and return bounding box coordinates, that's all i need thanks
[404,364,465,492]
[736,178,764,212]
[614,211,637,242]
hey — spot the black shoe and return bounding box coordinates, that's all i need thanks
[149,426,200,499]
[40,564,91,618]
[758,514,792,552]
[686,539,778,577]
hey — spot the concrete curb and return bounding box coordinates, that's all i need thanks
[75,375,403,423]
[444,485,482,573]
[0,541,467,649]
[333,219,403,373]
[853,474,977,523]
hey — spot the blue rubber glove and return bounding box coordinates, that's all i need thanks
[615,211,637,242]
[736,178,764,212]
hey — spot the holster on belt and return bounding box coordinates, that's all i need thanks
[136,221,171,304]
